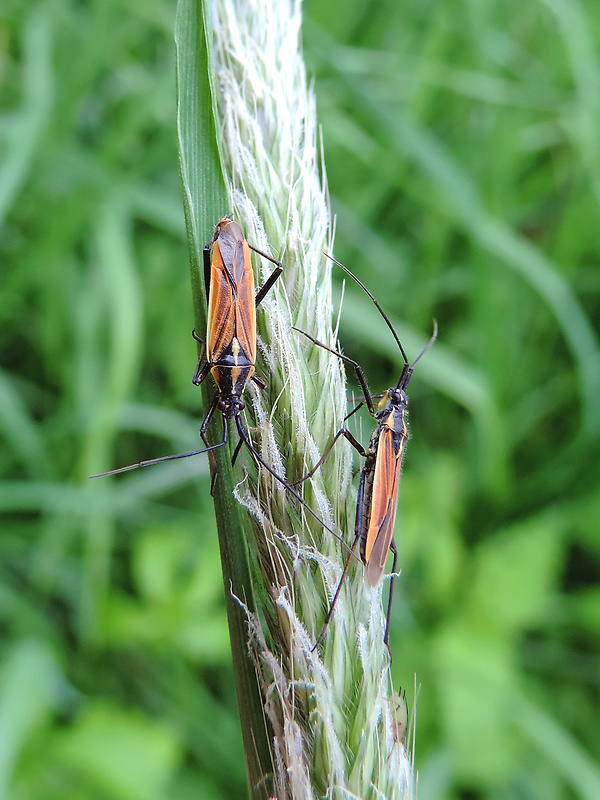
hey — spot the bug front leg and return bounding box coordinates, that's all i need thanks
[249,244,283,307]
[230,436,243,468]
[292,327,375,416]
[292,409,366,485]
[234,414,356,560]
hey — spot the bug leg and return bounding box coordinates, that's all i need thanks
[88,395,225,479]
[198,394,222,492]
[249,245,283,307]
[192,359,211,387]
[234,415,355,557]
[207,413,228,496]
[342,427,368,458]
[292,404,366,486]
[191,332,209,386]
[312,467,367,650]
[251,374,267,390]
[199,394,219,444]
[383,538,398,658]
[292,327,375,415]
[231,436,244,468]
[203,217,228,290]
[292,428,346,486]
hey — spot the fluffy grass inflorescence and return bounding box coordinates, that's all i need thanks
[211,0,414,796]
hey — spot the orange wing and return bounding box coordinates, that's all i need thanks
[232,240,256,360]
[206,239,256,364]
[364,423,405,587]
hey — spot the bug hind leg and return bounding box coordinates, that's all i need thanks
[383,538,398,658]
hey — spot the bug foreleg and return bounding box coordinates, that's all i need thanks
[249,244,283,307]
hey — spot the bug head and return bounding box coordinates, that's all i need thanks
[389,385,408,407]
[217,394,245,419]
[377,385,408,414]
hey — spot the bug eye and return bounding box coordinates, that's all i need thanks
[217,399,227,412]
[238,399,245,411]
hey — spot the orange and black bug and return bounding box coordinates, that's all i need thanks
[190,215,283,470]
[91,216,280,476]
[90,218,341,539]
[294,256,437,649]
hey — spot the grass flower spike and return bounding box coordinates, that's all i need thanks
[177,0,417,796]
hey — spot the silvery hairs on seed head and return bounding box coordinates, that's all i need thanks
[211,1,415,797]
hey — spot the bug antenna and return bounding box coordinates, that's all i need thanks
[398,319,438,391]
[324,253,409,367]
[412,319,438,369]
[88,440,226,478]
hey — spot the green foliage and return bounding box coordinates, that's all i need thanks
[1,0,599,799]
[303,0,600,797]
[175,2,274,793]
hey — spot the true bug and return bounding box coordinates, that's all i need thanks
[90,219,343,539]
[294,256,437,649]
[91,217,280,476]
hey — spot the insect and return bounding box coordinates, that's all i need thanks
[391,689,410,747]
[91,217,280,477]
[90,219,346,543]
[294,255,437,649]
[190,214,283,473]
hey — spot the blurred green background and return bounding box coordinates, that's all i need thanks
[2,1,599,798]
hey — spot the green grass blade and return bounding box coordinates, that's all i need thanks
[175,2,273,796]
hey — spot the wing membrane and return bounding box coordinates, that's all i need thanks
[364,426,404,587]
[207,241,256,363]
